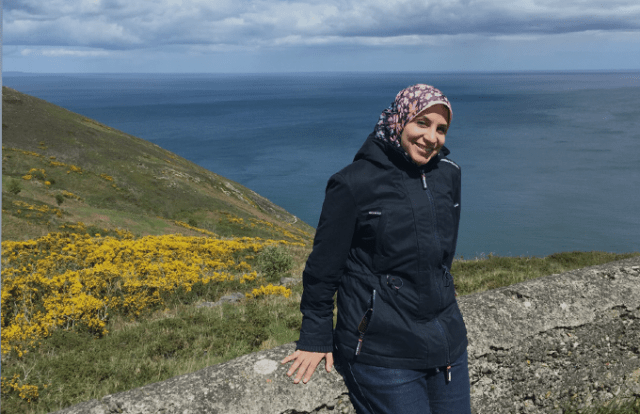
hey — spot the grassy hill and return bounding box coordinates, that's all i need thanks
[2,86,314,243]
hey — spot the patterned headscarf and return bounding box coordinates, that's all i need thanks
[374,84,452,149]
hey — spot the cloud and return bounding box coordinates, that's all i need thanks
[4,0,640,52]
[21,48,113,57]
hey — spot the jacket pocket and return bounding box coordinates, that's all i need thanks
[354,289,376,356]
[355,208,386,251]
[442,266,457,305]
[364,282,422,357]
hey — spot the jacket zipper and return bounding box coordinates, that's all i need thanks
[421,172,442,261]
[422,171,452,378]
[434,318,452,381]
[355,289,376,356]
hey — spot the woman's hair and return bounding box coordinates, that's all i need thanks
[374,84,452,148]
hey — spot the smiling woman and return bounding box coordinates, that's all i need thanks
[282,84,471,414]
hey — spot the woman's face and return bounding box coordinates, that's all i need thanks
[400,104,449,166]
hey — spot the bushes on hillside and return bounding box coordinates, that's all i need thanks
[257,245,294,282]
[7,179,22,195]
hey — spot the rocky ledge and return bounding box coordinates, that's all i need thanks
[53,256,640,414]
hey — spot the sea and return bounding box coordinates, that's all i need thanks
[3,71,640,259]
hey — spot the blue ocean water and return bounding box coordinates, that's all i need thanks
[4,72,640,258]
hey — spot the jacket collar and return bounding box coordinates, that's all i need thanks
[354,132,451,173]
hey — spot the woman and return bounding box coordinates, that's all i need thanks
[282,84,471,414]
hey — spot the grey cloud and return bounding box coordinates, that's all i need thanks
[4,0,640,50]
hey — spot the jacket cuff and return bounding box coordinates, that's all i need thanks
[295,342,334,353]
[297,306,334,351]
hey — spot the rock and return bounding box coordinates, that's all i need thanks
[217,292,245,303]
[52,256,640,414]
[465,256,640,414]
[279,277,300,286]
[52,344,349,414]
[195,292,245,308]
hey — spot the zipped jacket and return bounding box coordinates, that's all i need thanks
[297,132,467,369]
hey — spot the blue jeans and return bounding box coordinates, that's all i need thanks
[335,348,471,414]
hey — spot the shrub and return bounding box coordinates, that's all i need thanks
[256,245,294,282]
[55,194,64,205]
[31,170,46,181]
[7,180,21,195]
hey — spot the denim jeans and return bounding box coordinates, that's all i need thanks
[335,348,471,414]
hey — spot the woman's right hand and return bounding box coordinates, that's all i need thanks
[281,350,334,384]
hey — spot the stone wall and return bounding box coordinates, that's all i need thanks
[54,257,640,414]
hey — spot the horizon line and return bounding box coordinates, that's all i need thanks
[4,69,640,76]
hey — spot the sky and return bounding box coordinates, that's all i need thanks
[2,0,640,73]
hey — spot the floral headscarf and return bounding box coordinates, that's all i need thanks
[374,84,452,149]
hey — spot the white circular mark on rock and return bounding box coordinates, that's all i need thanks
[254,359,278,375]
[524,301,532,308]
[560,302,568,310]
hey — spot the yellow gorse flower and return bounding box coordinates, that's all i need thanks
[174,220,217,237]
[29,168,46,175]
[1,229,290,359]
[220,213,307,246]
[246,284,292,299]
[62,190,82,200]
[11,200,63,218]
[2,146,43,158]
[1,374,40,402]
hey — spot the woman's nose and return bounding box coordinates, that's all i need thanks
[422,128,438,144]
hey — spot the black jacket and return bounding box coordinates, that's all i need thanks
[297,132,467,369]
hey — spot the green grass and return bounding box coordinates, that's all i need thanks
[5,298,302,414]
[1,251,637,414]
[451,251,640,296]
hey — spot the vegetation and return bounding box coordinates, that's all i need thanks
[257,244,296,282]
[2,237,635,413]
[1,86,313,413]
[1,86,314,242]
[451,251,640,296]
[2,87,637,413]
[7,179,22,195]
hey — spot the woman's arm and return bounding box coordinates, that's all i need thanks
[282,173,357,382]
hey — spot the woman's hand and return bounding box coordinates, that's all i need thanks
[281,350,333,384]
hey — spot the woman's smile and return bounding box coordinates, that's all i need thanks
[416,143,436,153]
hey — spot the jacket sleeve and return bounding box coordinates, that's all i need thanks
[296,173,357,352]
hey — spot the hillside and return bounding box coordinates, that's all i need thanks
[1,86,314,243]
[1,86,315,412]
